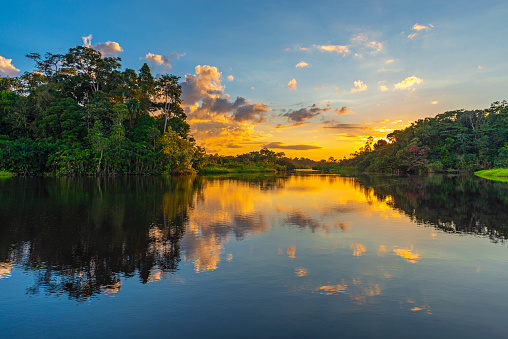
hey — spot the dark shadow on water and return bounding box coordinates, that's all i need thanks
[352,173,508,242]
[0,176,203,300]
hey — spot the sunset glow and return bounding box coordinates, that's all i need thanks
[1,1,507,159]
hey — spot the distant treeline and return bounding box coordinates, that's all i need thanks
[318,101,508,173]
[0,45,205,175]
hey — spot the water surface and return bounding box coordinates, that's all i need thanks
[1,174,508,338]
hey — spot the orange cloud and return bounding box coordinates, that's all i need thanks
[413,23,433,31]
[394,76,423,90]
[288,78,297,90]
[180,65,270,153]
[295,61,309,68]
[316,44,350,56]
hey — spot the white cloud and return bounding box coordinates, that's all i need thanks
[394,76,423,90]
[288,78,297,90]
[351,33,383,54]
[145,52,185,72]
[93,42,123,57]
[295,61,309,68]
[431,101,438,104]
[351,80,367,93]
[385,59,394,64]
[0,56,20,76]
[82,34,93,47]
[408,33,418,39]
[82,34,123,56]
[146,53,171,71]
[380,85,389,92]
[227,75,234,81]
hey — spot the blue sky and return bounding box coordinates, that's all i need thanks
[1,0,507,159]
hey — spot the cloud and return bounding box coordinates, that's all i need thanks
[386,59,394,64]
[431,101,438,104]
[378,81,389,92]
[145,53,171,71]
[181,65,224,105]
[227,75,234,81]
[82,34,93,47]
[288,78,297,90]
[180,65,270,152]
[171,52,185,59]
[408,24,433,39]
[352,33,383,54]
[82,34,123,57]
[233,103,269,123]
[336,106,350,115]
[365,41,383,53]
[351,80,367,93]
[316,45,350,56]
[323,122,371,130]
[295,61,309,68]
[413,23,433,31]
[0,56,20,76]
[263,142,322,150]
[278,104,331,127]
[394,76,423,90]
[145,52,185,72]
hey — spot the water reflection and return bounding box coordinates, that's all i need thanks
[0,173,507,301]
[354,174,508,242]
[0,176,202,299]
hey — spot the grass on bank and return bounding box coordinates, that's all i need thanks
[199,165,277,174]
[475,169,508,182]
[0,171,13,179]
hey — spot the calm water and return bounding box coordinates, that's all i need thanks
[1,174,508,338]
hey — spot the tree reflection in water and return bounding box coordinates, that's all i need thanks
[0,176,202,299]
[353,174,508,242]
[0,173,506,300]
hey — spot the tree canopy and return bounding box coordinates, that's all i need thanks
[319,101,508,173]
[0,45,203,175]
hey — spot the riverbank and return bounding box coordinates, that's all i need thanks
[475,169,508,182]
[198,165,278,174]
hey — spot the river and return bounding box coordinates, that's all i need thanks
[1,174,507,338]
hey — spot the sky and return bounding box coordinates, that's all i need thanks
[1,0,507,160]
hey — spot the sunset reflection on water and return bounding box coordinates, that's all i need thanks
[1,174,508,337]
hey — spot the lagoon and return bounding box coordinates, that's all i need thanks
[1,174,508,338]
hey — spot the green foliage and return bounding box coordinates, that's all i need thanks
[0,44,200,176]
[333,101,508,173]
[200,147,296,173]
[475,169,508,182]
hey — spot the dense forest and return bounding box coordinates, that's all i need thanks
[318,101,508,173]
[0,46,205,175]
